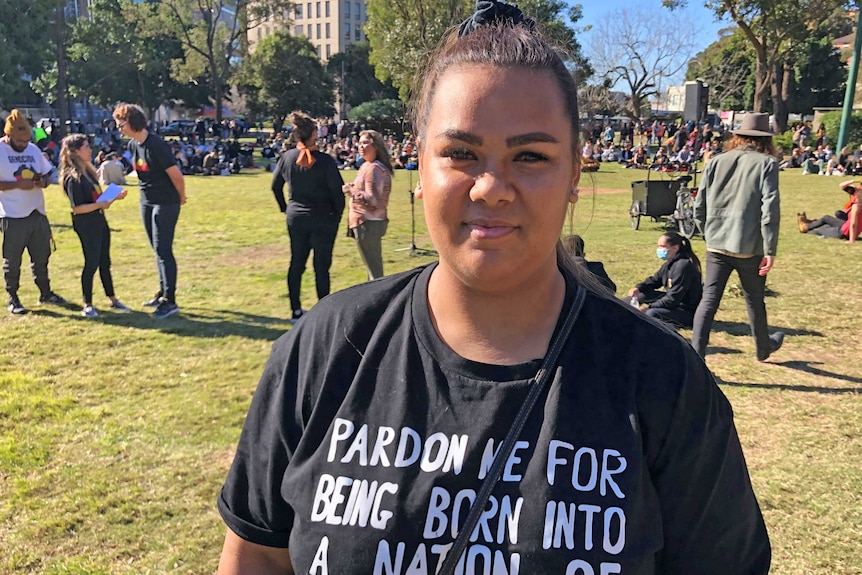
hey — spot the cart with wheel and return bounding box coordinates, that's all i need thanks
[629,170,699,238]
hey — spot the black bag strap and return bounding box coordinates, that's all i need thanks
[438,284,587,575]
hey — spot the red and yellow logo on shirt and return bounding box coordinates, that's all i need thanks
[136,158,150,172]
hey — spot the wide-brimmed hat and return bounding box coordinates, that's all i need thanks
[733,113,773,137]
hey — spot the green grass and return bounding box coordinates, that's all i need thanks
[1,162,860,574]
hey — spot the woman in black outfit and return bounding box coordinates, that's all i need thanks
[59,134,131,318]
[271,111,345,321]
[627,231,703,329]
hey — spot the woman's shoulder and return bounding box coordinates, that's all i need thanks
[281,266,428,345]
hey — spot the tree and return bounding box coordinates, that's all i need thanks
[664,0,846,132]
[61,0,193,116]
[686,29,754,110]
[577,83,623,120]
[0,0,55,110]
[366,0,471,101]
[157,0,293,123]
[587,7,697,119]
[326,42,399,109]
[348,98,406,132]
[236,31,335,124]
[365,0,592,100]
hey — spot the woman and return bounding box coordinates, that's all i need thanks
[217,2,770,573]
[627,232,703,329]
[692,113,784,362]
[113,103,186,320]
[271,110,345,321]
[798,179,861,243]
[342,130,393,280]
[59,134,130,318]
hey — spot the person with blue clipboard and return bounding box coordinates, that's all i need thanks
[59,134,132,318]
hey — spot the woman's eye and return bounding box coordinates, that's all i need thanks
[441,148,475,161]
[515,151,549,163]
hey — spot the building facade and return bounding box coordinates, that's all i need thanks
[249,0,368,61]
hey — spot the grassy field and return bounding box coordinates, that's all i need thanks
[1,161,860,574]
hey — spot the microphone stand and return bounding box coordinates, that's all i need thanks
[395,168,437,257]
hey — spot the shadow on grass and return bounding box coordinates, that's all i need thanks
[705,346,744,355]
[716,360,862,393]
[711,320,823,338]
[33,306,290,341]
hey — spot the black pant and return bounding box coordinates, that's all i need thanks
[1,210,53,297]
[141,203,180,303]
[286,212,339,313]
[692,251,771,360]
[73,212,114,304]
[639,288,695,329]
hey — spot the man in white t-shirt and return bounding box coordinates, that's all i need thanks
[0,110,66,314]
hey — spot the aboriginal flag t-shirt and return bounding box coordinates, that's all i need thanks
[128,133,179,205]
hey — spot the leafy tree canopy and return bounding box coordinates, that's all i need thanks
[326,43,399,108]
[0,0,55,109]
[236,31,335,122]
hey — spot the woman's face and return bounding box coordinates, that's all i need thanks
[74,140,92,164]
[657,236,680,258]
[358,135,376,162]
[417,64,579,291]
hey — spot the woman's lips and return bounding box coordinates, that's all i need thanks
[466,221,517,240]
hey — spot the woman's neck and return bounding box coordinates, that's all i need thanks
[130,129,148,144]
[427,260,566,365]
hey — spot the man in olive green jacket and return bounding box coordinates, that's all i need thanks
[692,113,784,362]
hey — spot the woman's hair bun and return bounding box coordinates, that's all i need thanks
[457,0,536,37]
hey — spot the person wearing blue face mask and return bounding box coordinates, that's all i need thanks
[627,231,703,329]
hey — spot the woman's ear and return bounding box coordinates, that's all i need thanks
[569,169,581,205]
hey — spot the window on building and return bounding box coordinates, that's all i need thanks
[295,24,304,36]
[326,44,331,58]
[307,3,312,18]
[316,2,321,17]
[354,23,360,41]
[257,28,262,41]
[326,22,331,39]
[295,4,302,18]
[325,1,330,17]
[316,45,321,57]
[317,23,321,39]
[344,0,350,19]
[355,3,360,20]
[344,22,350,39]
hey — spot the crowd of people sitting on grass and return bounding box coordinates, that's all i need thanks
[580,118,724,172]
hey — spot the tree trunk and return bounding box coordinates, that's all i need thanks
[214,78,224,125]
[55,4,69,138]
[754,56,770,113]
[771,61,791,134]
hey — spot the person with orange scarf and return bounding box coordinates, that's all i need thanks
[271,111,345,322]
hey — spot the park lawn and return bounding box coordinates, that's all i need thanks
[1,162,860,574]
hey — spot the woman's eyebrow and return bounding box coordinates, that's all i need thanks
[435,130,559,147]
[506,132,559,147]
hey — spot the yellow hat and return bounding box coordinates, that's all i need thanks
[4,109,31,139]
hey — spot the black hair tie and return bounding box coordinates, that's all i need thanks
[457,0,536,37]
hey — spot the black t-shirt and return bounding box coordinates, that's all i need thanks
[128,133,180,205]
[218,265,770,575]
[64,174,106,226]
[271,148,345,217]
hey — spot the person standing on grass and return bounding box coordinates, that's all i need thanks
[113,103,186,320]
[216,2,770,572]
[271,110,345,322]
[0,109,66,315]
[692,112,784,362]
[342,130,393,280]
[59,134,132,318]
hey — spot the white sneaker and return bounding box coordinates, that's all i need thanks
[81,305,99,319]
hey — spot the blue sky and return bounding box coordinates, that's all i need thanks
[574,0,728,54]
